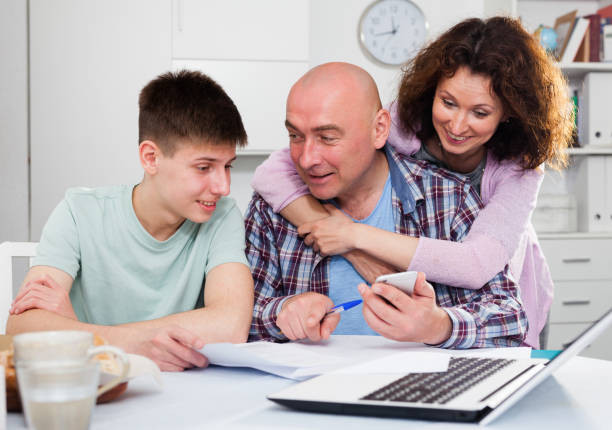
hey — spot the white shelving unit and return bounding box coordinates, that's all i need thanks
[566,146,612,155]
[525,22,612,355]
[560,62,612,79]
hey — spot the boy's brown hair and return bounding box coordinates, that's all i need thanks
[139,70,247,155]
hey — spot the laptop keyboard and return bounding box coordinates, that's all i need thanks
[361,357,515,405]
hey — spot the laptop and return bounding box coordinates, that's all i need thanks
[268,308,612,425]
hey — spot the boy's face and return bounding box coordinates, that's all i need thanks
[153,141,236,224]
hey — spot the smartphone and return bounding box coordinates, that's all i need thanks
[375,271,417,296]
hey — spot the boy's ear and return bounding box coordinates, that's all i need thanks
[139,140,161,174]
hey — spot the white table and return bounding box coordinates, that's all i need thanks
[7,355,612,429]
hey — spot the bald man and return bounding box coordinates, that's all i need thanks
[245,63,527,348]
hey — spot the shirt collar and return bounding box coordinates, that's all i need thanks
[383,143,424,214]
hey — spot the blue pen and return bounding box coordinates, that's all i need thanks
[326,299,363,315]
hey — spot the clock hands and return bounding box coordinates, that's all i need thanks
[373,29,396,37]
[392,16,399,32]
[373,16,400,37]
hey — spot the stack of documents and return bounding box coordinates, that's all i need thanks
[201,336,531,380]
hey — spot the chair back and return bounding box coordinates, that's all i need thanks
[0,242,38,333]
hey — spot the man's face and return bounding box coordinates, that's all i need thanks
[286,84,379,202]
[153,141,235,224]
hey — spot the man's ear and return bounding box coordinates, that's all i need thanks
[139,140,162,175]
[372,108,391,150]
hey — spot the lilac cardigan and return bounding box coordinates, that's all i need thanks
[250,108,553,349]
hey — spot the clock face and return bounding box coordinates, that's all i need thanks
[359,0,428,66]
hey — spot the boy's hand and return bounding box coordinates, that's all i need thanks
[358,272,452,345]
[277,292,340,341]
[9,274,78,320]
[132,325,209,372]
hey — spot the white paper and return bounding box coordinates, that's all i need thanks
[201,342,345,380]
[332,351,449,374]
[200,337,531,381]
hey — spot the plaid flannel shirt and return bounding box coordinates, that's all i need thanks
[245,144,528,347]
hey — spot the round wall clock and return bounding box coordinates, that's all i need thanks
[358,0,428,66]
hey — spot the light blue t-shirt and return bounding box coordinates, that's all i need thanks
[329,175,395,335]
[33,185,248,325]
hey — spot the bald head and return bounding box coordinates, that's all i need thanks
[285,62,391,210]
[290,62,382,118]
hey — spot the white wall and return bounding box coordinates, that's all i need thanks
[0,0,29,242]
[308,0,487,105]
[28,0,172,238]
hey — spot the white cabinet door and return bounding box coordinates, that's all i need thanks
[171,0,309,153]
[0,0,28,241]
[173,0,309,61]
[29,0,172,238]
[569,156,607,232]
[606,156,612,230]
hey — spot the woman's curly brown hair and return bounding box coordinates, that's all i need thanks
[396,16,573,170]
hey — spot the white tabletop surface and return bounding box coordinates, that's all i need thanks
[7,354,612,430]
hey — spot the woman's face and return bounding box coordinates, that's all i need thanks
[431,66,505,162]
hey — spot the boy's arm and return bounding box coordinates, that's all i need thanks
[119,262,253,344]
[7,262,254,371]
[9,266,77,320]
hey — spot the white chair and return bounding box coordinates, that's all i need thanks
[0,241,38,334]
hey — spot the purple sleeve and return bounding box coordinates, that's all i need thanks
[409,157,544,289]
[387,101,421,156]
[250,148,310,213]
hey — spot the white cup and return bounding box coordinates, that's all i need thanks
[13,331,129,397]
[17,361,100,430]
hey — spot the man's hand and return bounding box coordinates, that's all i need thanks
[9,274,78,320]
[298,204,356,256]
[129,325,209,372]
[277,292,340,341]
[358,272,452,344]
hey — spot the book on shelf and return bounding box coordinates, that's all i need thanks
[597,4,612,62]
[584,14,601,62]
[604,24,612,62]
[561,17,590,63]
[597,5,612,20]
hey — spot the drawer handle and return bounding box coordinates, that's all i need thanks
[562,300,591,306]
[562,340,591,349]
[562,258,591,263]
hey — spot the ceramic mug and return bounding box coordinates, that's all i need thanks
[13,331,129,396]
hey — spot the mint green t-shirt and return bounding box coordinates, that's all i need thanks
[33,185,248,325]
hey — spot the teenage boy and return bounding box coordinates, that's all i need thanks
[7,70,254,371]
